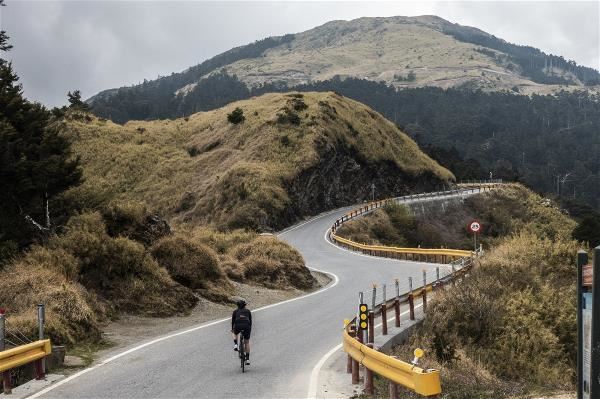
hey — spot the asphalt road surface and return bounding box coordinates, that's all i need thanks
[33,190,479,399]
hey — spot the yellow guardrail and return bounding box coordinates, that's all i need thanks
[331,233,474,259]
[343,325,441,396]
[330,184,502,262]
[0,339,52,373]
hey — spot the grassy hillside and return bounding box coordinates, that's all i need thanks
[65,91,453,231]
[347,184,580,397]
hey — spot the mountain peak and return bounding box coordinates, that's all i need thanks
[89,15,599,123]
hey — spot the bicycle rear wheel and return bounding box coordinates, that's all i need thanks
[239,336,245,373]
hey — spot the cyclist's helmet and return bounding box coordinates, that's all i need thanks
[236,299,247,308]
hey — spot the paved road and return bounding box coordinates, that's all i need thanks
[34,190,478,399]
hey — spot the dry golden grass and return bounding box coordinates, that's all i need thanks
[150,234,234,302]
[63,92,452,231]
[218,16,548,93]
[232,235,315,289]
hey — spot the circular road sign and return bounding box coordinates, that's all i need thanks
[469,220,482,234]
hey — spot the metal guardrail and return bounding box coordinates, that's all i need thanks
[329,182,501,262]
[0,340,51,373]
[1,305,50,394]
[342,255,476,397]
[337,182,500,397]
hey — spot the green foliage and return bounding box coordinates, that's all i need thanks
[0,25,81,257]
[227,107,245,124]
[67,90,89,111]
[573,214,600,247]
[394,71,417,82]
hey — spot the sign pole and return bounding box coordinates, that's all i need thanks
[592,246,600,398]
[578,250,588,399]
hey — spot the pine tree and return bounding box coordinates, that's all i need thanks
[0,18,81,258]
[67,89,89,110]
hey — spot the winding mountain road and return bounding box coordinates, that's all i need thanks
[31,189,480,399]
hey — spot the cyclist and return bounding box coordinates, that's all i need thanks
[231,299,252,365]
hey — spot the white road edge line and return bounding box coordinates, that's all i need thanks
[306,303,424,399]
[28,267,339,399]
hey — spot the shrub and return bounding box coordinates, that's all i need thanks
[101,202,170,246]
[219,254,244,281]
[227,107,245,124]
[150,234,225,289]
[49,212,197,315]
[276,107,301,125]
[232,236,315,289]
[0,264,104,345]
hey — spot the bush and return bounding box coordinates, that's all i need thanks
[101,202,170,246]
[50,212,197,315]
[276,107,301,125]
[227,107,245,124]
[232,236,315,289]
[150,235,225,289]
[0,264,104,345]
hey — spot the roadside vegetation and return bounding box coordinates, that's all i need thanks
[342,184,580,397]
[337,183,570,250]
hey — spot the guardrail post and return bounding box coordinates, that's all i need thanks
[394,279,400,327]
[352,346,360,384]
[364,343,374,395]
[389,381,399,399]
[347,325,355,374]
[368,285,376,343]
[0,309,11,395]
[435,266,440,290]
[408,277,415,321]
[381,284,388,335]
[35,303,45,380]
[422,270,428,314]
[368,311,375,344]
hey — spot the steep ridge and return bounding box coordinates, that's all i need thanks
[64,91,453,231]
[88,15,600,123]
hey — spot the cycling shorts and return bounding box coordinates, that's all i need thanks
[233,325,251,339]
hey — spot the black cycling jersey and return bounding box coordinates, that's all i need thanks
[232,308,252,330]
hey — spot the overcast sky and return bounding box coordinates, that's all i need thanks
[2,1,599,107]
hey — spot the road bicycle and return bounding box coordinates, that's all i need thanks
[238,334,246,373]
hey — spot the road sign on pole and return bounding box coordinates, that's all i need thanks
[468,220,481,233]
[468,220,482,251]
